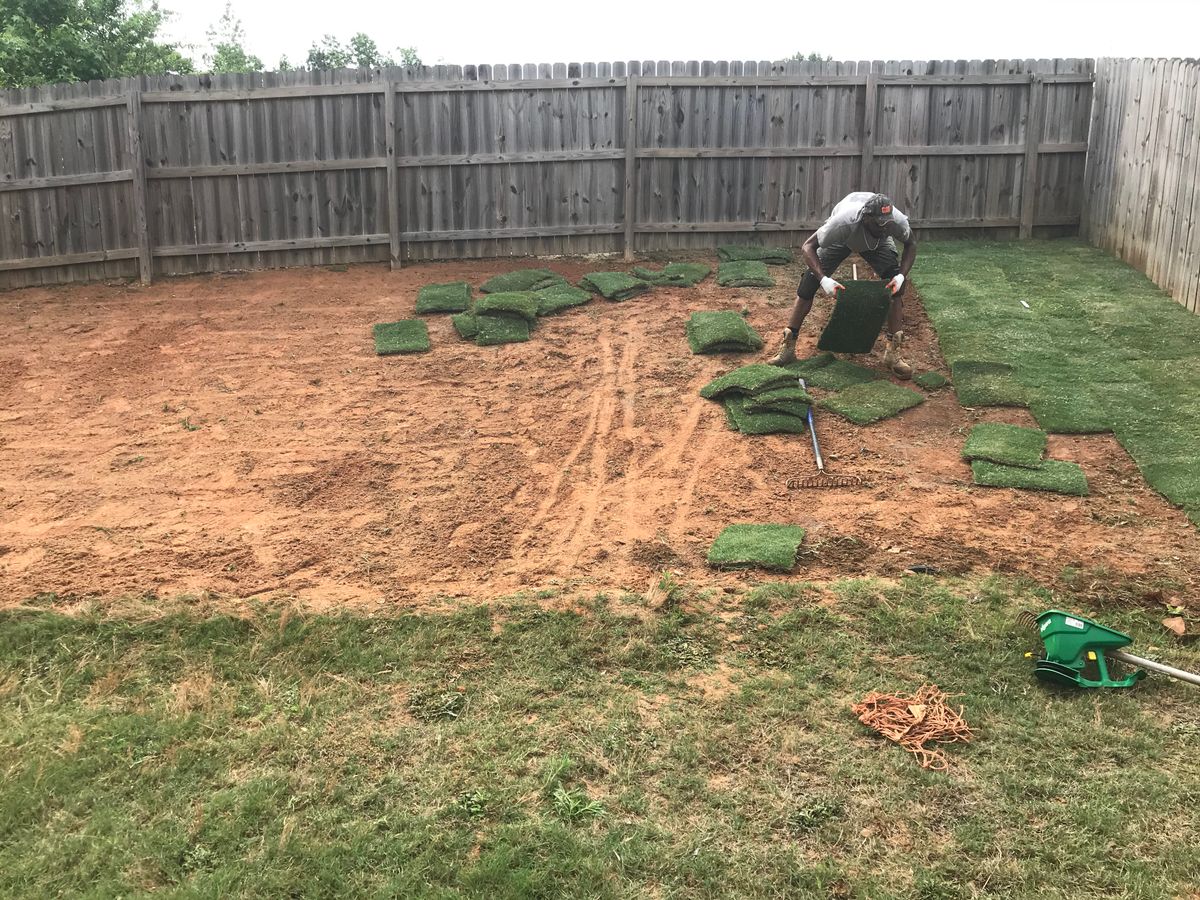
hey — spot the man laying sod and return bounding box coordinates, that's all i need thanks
[768,192,917,378]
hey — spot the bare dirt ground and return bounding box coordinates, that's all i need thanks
[2,254,1197,611]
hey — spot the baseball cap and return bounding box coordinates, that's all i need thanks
[862,193,894,217]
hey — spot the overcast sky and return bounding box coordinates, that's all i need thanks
[162,0,1199,71]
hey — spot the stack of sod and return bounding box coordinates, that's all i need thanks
[785,352,882,391]
[533,284,592,316]
[373,320,430,355]
[580,271,652,301]
[816,281,892,353]
[707,523,806,571]
[480,269,567,293]
[716,260,774,288]
[415,281,472,314]
[452,292,540,346]
[716,246,795,265]
[961,422,1088,495]
[686,311,765,354]
[632,262,712,287]
[700,363,811,435]
[819,380,925,425]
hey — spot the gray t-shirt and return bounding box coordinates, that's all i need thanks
[816,192,913,252]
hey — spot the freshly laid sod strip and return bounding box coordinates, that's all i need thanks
[919,239,1200,524]
[723,396,808,435]
[415,281,472,313]
[962,423,1048,469]
[473,291,540,323]
[580,271,652,301]
[785,354,882,391]
[373,319,430,355]
[632,262,712,286]
[473,315,531,346]
[816,281,892,353]
[716,260,774,287]
[480,268,566,293]
[533,284,592,315]
[971,458,1090,496]
[820,380,925,425]
[716,245,794,264]
[699,363,799,400]
[686,311,765,354]
[707,523,806,570]
[914,371,950,390]
[4,581,1200,898]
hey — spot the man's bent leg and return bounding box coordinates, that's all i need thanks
[861,244,913,378]
[769,247,849,366]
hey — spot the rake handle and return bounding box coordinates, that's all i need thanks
[799,377,824,473]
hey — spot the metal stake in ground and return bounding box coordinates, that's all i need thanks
[787,377,865,489]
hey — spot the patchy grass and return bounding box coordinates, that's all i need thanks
[919,240,1200,525]
[2,577,1198,898]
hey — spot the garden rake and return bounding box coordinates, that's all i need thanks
[787,377,865,490]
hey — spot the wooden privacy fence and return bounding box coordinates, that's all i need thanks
[0,59,1094,289]
[1083,58,1200,314]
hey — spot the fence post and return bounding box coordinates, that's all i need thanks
[623,73,639,261]
[384,77,402,269]
[125,87,152,283]
[861,68,879,187]
[1020,74,1045,239]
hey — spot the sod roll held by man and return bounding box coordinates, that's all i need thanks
[769,192,918,378]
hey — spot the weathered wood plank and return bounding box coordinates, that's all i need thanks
[126,90,151,283]
[1019,74,1046,238]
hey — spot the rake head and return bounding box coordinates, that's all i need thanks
[786,473,866,489]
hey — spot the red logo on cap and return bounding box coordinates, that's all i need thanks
[880,204,892,214]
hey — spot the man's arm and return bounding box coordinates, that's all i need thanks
[801,232,822,274]
[899,234,917,277]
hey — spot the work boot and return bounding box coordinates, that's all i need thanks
[768,327,798,366]
[883,331,913,379]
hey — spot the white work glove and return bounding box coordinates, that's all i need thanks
[819,276,845,298]
[887,273,906,295]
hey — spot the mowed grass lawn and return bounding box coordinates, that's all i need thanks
[3,577,1198,899]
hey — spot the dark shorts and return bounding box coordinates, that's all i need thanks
[797,242,903,300]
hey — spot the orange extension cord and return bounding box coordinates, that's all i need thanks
[850,684,975,771]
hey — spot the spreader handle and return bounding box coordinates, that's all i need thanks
[1112,651,1200,687]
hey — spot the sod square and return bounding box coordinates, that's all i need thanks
[971,458,1089,496]
[951,361,1031,408]
[913,371,950,390]
[686,311,765,354]
[820,380,925,425]
[415,281,472,314]
[451,312,479,339]
[786,355,882,391]
[699,364,800,400]
[473,315,531,346]
[816,281,892,354]
[707,523,806,571]
[961,423,1047,468]
[632,263,712,286]
[373,320,430,355]
[480,268,567,293]
[580,272,652,301]
[716,260,774,287]
[473,292,540,323]
[716,245,794,265]
[533,284,592,315]
[724,396,809,435]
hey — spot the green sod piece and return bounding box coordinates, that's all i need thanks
[716,246,795,265]
[820,380,925,425]
[473,315,531,346]
[632,262,712,286]
[961,423,1048,468]
[971,458,1089,496]
[451,312,479,340]
[716,260,775,287]
[743,385,814,407]
[480,268,567,293]
[580,271,652,301]
[707,523,807,571]
[786,357,882,391]
[913,371,950,390]
[951,360,1031,408]
[743,398,811,419]
[373,320,430,355]
[816,281,892,353]
[699,364,800,400]
[723,396,809,435]
[686,311,765,354]
[472,291,540,323]
[533,284,592,315]
[415,281,472,314]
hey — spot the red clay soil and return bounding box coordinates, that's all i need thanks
[2,254,1197,611]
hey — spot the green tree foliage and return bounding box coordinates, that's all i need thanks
[0,0,193,88]
[204,2,262,73]
[788,51,833,63]
[304,33,421,70]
